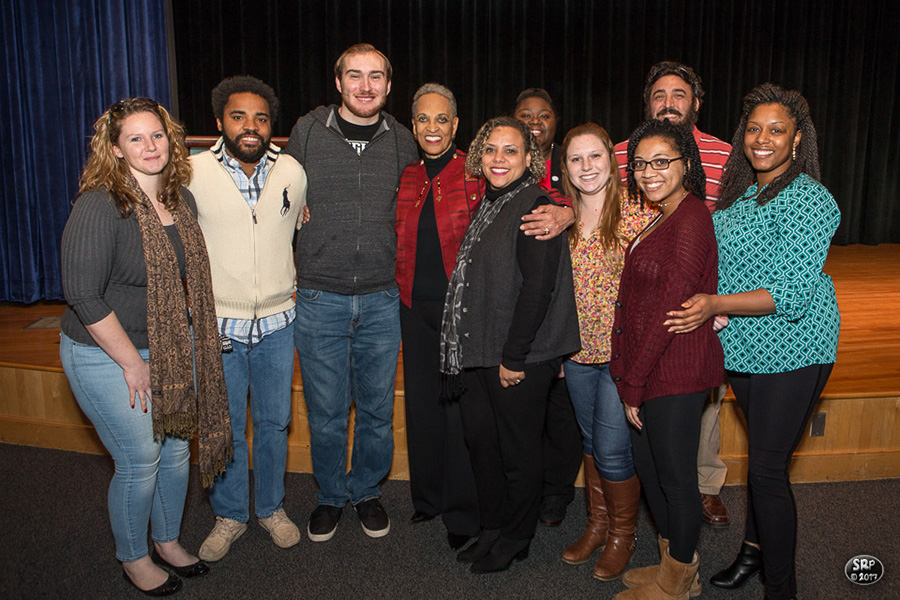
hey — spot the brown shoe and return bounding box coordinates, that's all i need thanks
[701,493,730,528]
[561,455,608,565]
[592,475,639,581]
[614,549,699,600]
[623,535,701,597]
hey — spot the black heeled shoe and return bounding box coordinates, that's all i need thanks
[456,528,500,563]
[410,511,437,523]
[470,537,530,574]
[710,542,763,589]
[447,532,471,550]
[151,550,210,578]
[123,571,183,597]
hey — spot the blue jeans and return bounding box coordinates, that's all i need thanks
[208,324,294,521]
[563,360,635,481]
[60,333,190,562]
[294,288,399,506]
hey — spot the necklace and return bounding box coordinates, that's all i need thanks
[658,189,689,210]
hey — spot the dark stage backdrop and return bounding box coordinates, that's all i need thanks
[172,0,899,245]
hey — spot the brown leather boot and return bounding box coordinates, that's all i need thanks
[614,549,699,600]
[561,455,608,565]
[623,535,701,597]
[592,475,639,580]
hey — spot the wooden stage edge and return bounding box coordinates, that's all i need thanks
[2,244,899,485]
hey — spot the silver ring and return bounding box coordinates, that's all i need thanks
[544,227,550,235]
[515,379,521,385]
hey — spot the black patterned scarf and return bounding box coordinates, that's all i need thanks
[439,177,533,399]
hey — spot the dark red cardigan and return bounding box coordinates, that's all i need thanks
[395,150,484,308]
[609,194,724,407]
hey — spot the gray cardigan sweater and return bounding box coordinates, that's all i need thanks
[284,105,418,295]
[457,184,581,370]
[60,189,196,349]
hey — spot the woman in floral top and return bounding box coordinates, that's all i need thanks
[558,123,654,581]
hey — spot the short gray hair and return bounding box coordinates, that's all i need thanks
[411,83,458,118]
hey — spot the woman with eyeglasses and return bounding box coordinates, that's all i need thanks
[610,119,723,599]
[60,98,231,596]
[664,84,840,600]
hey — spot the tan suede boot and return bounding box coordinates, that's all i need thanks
[623,536,701,597]
[592,475,639,580]
[614,549,699,600]
[561,455,608,565]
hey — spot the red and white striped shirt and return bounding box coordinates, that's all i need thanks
[614,125,731,212]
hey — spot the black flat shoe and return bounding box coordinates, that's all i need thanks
[711,542,763,589]
[410,511,437,524]
[123,571,183,597]
[447,532,471,550]
[151,550,210,578]
[457,529,500,563]
[470,537,530,574]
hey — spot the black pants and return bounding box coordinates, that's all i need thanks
[729,364,833,600]
[400,300,479,536]
[630,392,706,563]
[541,376,583,503]
[459,361,558,541]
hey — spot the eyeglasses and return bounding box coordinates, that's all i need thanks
[629,157,684,171]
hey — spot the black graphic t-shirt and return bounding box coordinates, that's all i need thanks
[335,109,383,155]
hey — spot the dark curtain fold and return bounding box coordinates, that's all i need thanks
[1,0,171,302]
[172,0,900,245]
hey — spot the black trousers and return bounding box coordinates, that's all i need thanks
[729,363,833,600]
[541,376,583,503]
[400,300,479,536]
[459,361,558,541]
[630,392,706,563]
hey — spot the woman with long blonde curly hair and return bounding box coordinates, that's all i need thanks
[60,98,231,596]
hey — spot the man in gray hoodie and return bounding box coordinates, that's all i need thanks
[284,43,417,542]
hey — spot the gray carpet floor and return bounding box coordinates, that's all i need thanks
[1,443,896,599]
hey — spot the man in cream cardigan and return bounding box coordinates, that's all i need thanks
[189,76,307,561]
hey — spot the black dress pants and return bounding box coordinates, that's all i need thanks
[729,363,833,600]
[541,376,583,503]
[400,300,479,536]
[630,392,706,563]
[459,361,558,541]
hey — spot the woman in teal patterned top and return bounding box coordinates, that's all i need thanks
[665,83,840,600]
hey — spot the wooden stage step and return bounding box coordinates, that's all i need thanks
[2,244,899,484]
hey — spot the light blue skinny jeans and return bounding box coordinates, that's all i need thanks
[60,333,190,562]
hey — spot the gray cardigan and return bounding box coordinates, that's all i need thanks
[284,105,418,295]
[457,184,581,370]
[60,189,196,349]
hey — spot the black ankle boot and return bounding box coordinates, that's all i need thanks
[470,537,530,574]
[711,542,763,589]
[456,528,500,563]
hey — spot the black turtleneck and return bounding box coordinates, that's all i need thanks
[485,170,533,201]
[412,145,457,301]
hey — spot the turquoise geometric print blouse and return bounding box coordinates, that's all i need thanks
[713,173,841,374]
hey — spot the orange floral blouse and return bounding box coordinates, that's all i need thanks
[570,192,655,364]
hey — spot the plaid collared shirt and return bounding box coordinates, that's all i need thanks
[211,138,294,346]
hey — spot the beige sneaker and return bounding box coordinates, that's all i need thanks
[259,508,301,548]
[198,517,248,561]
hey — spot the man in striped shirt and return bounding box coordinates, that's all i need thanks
[614,61,733,528]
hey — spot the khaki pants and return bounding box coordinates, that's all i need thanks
[697,381,729,494]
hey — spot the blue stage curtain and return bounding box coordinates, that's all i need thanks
[0,0,171,302]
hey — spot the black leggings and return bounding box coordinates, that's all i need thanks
[630,392,705,563]
[729,364,833,600]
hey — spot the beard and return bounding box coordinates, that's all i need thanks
[648,105,699,126]
[222,130,270,164]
